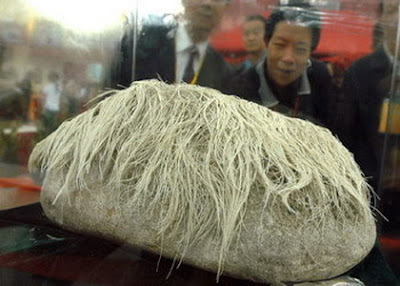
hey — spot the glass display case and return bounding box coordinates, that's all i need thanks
[0,0,399,285]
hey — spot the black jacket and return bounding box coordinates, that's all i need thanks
[335,47,393,190]
[336,47,400,286]
[111,23,234,93]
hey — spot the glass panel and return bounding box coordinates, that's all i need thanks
[377,1,400,280]
[0,0,129,172]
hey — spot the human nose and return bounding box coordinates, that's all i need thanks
[246,33,256,40]
[281,47,295,64]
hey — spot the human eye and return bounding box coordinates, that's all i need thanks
[296,48,307,54]
[295,45,309,54]
[273,42,285,48]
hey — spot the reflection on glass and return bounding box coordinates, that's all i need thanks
[0,0,129,170]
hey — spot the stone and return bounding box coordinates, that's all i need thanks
[31,81,377,285]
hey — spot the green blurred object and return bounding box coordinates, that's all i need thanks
[0,226,33,254]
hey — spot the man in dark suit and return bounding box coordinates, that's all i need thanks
[337,0,400,193]
[334,0,400,284]
[229,2,333,127]
[337,41,392,191]
[112,0,234,92]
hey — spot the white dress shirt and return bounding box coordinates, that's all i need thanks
[43,82,61,112]
[175,23,208,83]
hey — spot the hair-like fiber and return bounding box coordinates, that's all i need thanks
[29,80,374,278]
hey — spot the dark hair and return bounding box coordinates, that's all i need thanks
[245,14,267,25]
[265,1,321,51]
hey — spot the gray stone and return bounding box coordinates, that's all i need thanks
[40,167,376,285]
[32,81,377,285]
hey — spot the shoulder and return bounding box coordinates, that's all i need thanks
[139,23,174,38]
[347,48,388,77]
[307,59,331,88]
[135,17,177,49]
[205,46,228,65]
[241,66,260,83]
[138,24,175,46]
[230,64,260,87]
[134,23,176,61]
[308,59,330,77]
[240,60,253,71]
[228,66,261,102]
[205,46,239,76]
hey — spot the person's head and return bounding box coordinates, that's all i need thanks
[380,0,400,56]
[265,2,321,87]
[243,15,267,55]
[182,0,230,42]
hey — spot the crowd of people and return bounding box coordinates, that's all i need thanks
[0,64,92,136]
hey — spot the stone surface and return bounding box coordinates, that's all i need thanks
[40,167,376,285]
[31,81,377,285]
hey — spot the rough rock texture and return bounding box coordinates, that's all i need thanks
[40,166,376,285]
[31,81,377,285]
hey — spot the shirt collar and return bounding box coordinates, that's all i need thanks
[176,23,208,59]
[255,58,311,107]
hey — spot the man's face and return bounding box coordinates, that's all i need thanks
[243,19,266,54]
[381,0,400,55]
[183,0,228,35]
[266,21,312,87]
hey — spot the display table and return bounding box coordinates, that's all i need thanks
[0,203,268,286]
[1,202,399,285]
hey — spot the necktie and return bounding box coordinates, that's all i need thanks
[182,46,199,83]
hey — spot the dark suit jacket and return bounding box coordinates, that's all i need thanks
[112,23,234,93]
[337,47,400,286]
[228,58,334,127]
[336,47,392,190]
